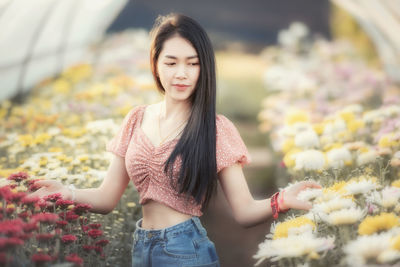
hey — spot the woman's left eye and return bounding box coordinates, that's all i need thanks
[189,63,199,66]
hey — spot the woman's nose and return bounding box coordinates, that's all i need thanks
[175,64,187,78]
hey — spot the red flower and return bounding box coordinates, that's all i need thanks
[6,191,27,204]
[0,252,9,264]
[37,199,49,209]
[7,172,29,183]
[55,199,74,209]
[36,233,55,242]
[56,220,68,228]
[95,239,109,247]
[79,217,88,225]
[0,186,13,201]
[18,211,30,219]
[65,253,83,265]
[0,237,24,250]
[94,246,103,254]
[18,233,33,240]
[61,234,77,244]
[89,223,101,229]
[21,196,40,207]
[87,229,103,239]
[65,211,79,222]
[81,225,89,232]
[31,253,53,263]
[22,221,38,232]
[31,212,59,224]
[0,219,24,236]
[28,183,41,192]
[82,245,95,252]
[43,193,62,202]
[73,203,92,215]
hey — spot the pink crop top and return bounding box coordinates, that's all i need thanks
[106,105,251,216]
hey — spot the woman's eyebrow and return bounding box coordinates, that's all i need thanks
[165,55,198,59]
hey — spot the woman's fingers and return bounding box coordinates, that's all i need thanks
[34,179,55,188]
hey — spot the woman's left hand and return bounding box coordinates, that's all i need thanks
[279,180,321,211]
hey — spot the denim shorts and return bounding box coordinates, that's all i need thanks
[132,217,220,267]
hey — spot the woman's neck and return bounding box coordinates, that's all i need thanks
[160,98,191,122]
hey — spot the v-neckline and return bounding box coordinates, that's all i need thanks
[138,105,179,150]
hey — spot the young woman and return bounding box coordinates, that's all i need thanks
[29,13,321,267]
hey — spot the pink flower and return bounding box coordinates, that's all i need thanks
[94,246,103,254]
[56,220,68,228]
[73,203,92,215]
[21,196,40,207]
[6,191,27,204]
[0,237,24,250]
[36,233,55,242]
[82,245,95,252]
[65,253,83,266]
[22,222,38,232]
[89,223,101,229]
[0,186,13,201]
[95,239,109,247]
[61,234,77,244]
[43,193,62,202]
[31,212,59,224]
[87,229,103,239]
[55,199,74,209]
[18,211,30,219]
[59,211,79,222]
[0,219,24,236]
[7,172,29,183]
[31,253,53,264]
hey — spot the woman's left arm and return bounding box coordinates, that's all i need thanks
[218,163,321,228]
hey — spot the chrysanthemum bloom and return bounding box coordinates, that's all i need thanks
[61,234,77,244]
[82,245,95,252]
[43,193,62,202]
[0,219,24,236]
[21,196,40,208]
[296,188,323,202]
[6,191,27,204]
[55,199,74,210]
[0,186,13,201]
[344,229,400,266]
[22,222,38,233]
[65,253,83,266]
[294,149,325,171]
[320,207,366,225]
[36,233,55,242]
[392,179,400,188]
[272,216,315,239]
[358,213,400,235]
[7,172,29,183]
[326,147,352,168]
[31,253,53,264]
[73,203,92,215]
[294,130,320,149]
[0,237,24,250]
[368,187,400,208]
[345,176,379,196]
[95,239,109,247]
[253,232,335,265]
[31,212,59,224]
[88,229,103,239]
[312,197,355,214]
[56,220,68,228]
[89,223,101,229]
[356,150,378,166]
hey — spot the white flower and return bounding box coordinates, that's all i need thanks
[253,232,335,265]
[86,119,118,135]
[323,119,346,136]
[326,147,352,168]
[312,197,356,214]
[345,179,378,195]
[295,130,320,149]
[294,149,325,171]
[367,187,400,208]
[394,151,400,159]
[297,188,323,202]
[357,151,378,166]
[344,229,400,266]
[319,207,366,225]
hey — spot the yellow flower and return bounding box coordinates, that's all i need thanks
[347,120,365,133]
[78,155,89,162]
[379,134,397,148]
[49,147,63,153]
[285,110,309,125]
[392,179,400,188]
[282,138,295,154]
[127,202,136,208]
[34,133,52,145]
[339,111,355,122]
[18,134,34,147]
[53,79,71,94]
[283,148,301,168]
[323,142,343,152]
[82,166,89,172]
[273,216,315,239]
[39,157,48,167]
[392,235,400,251]
[325,181,348,195]
[313,123,325,135]
[358,213,400,235]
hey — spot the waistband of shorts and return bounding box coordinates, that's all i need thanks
[134,217,206,241]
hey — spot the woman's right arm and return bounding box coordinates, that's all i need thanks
[29,155,131,215]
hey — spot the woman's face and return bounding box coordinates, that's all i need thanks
[156,35,200,102]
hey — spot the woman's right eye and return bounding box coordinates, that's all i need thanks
[165,62,175,66]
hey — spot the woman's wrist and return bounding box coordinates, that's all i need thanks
[67,184,76,202]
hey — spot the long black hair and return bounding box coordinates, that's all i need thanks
[149,13,217,209]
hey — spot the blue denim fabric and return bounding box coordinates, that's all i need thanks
[132,217,220,267]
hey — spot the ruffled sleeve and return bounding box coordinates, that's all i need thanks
[106,105,143,158]
[216,115,251,172]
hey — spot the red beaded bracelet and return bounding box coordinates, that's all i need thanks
[271,190,289,219]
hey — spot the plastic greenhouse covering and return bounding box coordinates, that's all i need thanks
[0,0,127,102]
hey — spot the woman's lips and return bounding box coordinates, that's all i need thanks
[173,84,190,90]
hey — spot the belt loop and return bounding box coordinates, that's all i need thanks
[160,229,166,240]
[191,217,206,235]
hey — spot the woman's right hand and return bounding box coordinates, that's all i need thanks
[27,179,71,201]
